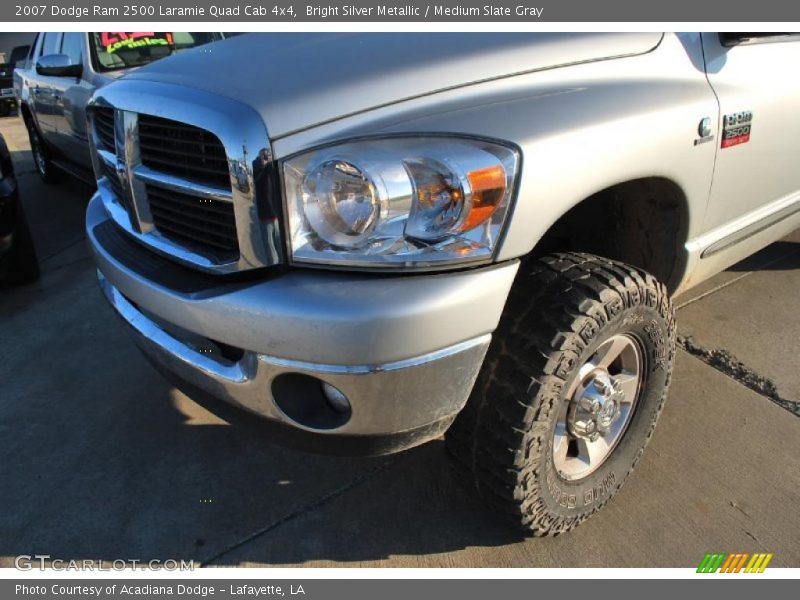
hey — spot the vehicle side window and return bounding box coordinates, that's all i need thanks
[40,32,60,57]
[60,32,83,66]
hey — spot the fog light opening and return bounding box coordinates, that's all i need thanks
[271,373,352,430]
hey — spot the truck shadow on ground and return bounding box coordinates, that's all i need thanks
[0,262,522,567]
[726,240,800,272]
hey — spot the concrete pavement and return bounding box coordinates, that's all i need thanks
[1,115,798,568]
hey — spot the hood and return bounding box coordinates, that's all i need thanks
[124,32,663,139]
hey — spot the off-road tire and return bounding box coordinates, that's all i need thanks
[445,252,676,535]
[27,121,65,184]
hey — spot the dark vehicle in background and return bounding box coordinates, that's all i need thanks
[0,133,38,285]
[0,60,17,117]
[10,45,31,69]
[0,46,31,116]
[14,32,226,184]
[0,62,15,116]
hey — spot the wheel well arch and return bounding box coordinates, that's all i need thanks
[530,177,690,293]
[19,102,35,129]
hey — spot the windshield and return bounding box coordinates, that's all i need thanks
[90,32,223,72]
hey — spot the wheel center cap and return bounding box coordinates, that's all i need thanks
[567,370,625,441]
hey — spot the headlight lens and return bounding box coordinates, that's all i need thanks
[283,137,518,268]
[303,160,381,248]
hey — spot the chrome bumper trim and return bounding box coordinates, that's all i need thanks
[98,272,491,436]
[262,335,492,375]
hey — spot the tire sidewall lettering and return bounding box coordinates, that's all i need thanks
[543,300,674,515]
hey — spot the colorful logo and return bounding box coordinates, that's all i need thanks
[100,32,175,55]
[697,553,773,573]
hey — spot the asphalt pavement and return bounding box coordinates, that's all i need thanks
[1,115,798,568]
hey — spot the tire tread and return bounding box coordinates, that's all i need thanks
[446,252,675,534]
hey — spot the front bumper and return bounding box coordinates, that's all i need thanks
[87,193,518,454]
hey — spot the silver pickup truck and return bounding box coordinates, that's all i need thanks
[14,32,225,183]
[85,32,800,534]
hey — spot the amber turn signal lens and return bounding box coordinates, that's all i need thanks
[462,165,507,232]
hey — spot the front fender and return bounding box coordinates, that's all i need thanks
[273,33,717,273]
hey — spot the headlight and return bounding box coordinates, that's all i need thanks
[282,137,519,268]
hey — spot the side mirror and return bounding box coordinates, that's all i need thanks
[36,54,82,78]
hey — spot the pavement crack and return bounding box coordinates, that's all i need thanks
[675,273,753,310]
[742,528,767,550]
[46,255,92,273]
[199,459,395,566]
[678,335,799,417]
[729,500,752,520]
[40,236,86,263]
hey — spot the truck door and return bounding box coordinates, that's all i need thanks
[700,34,800,253]
[30,32,62,145]
[50,32,94,171]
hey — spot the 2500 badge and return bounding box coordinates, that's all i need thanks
[721,111,753,148]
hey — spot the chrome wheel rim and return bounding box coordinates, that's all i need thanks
[553,334,643,481]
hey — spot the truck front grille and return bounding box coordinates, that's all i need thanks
[93,108,241,263]
[138,115,230,189]
[94,107,116,152]
[89,85,282,273]
[146,184,239,258]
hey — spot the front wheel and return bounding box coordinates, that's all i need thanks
[445,252,676,535]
